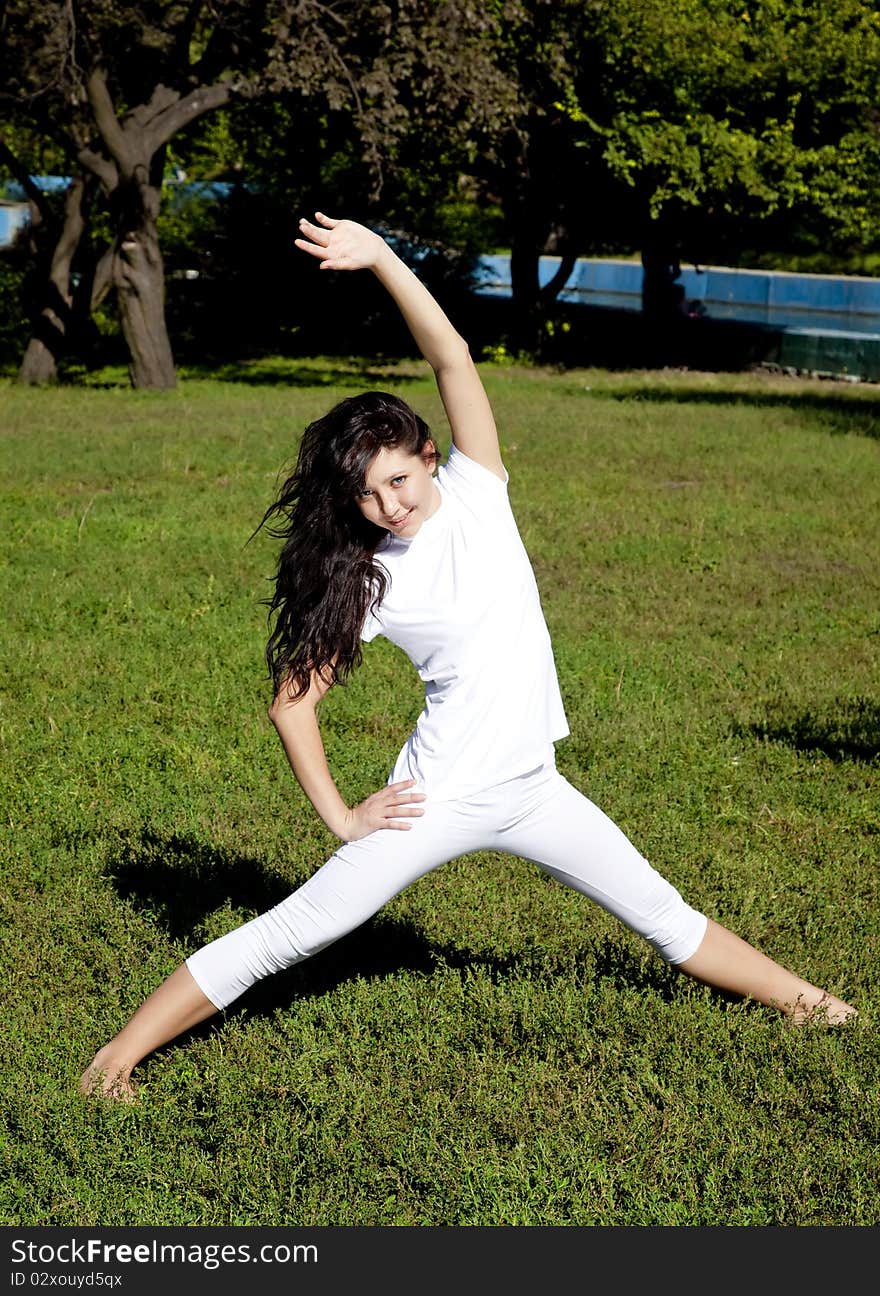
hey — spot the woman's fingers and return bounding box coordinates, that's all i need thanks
[297,217,325,235]
[296,214,339,246]
[383,788,425,818]
[383,801,424,829]
[295,220,348,270]
[387,779,426,800]
[297,217,330,245]
[294,215,383,273]
[348,781,426,834]
[293,238,327,262]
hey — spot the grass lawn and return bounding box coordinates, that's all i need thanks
[1,359,878,1226]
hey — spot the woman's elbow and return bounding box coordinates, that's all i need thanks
[433,335,472,373]
[269,683,320,728]
[268,689,301,727]
[269,665,333,725]
[453,336,474,367]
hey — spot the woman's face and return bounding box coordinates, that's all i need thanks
[354,442,440,538]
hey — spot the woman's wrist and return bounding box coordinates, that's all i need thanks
[317,797,354,841]
[372,237,402,277]
[328,812,352,841]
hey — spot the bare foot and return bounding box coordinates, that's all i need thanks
[79,1049,137,1102]
[788,990,858,1027]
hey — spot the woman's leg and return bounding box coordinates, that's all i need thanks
[81,800,478,1098]
[676,919,855,1023]
[495,766,856,1023]
[80,965,216,1099]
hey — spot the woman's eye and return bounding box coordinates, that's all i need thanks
[391,476,406,486]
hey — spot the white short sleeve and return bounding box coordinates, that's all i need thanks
[361,602,382,643]
[442,444,510,504]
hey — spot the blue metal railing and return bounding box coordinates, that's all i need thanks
[475,254,880,338]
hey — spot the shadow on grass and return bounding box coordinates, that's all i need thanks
[104,827,715,1033]
[47,358,427,391]
[177,360,425,389]
[595,385,880,438]
[737,696,880,763]
[109,829,295,942]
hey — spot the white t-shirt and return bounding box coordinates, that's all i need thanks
[361,445,569,799]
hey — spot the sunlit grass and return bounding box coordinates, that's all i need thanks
[1,360,878,1225]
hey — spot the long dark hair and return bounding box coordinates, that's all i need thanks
[258,391,435,699]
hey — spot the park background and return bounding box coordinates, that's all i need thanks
[1,1,879,1227]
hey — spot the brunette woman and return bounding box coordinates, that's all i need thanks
[81,214,855,1099]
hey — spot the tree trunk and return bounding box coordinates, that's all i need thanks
[18,177,89,385]
[641,220,683,323]
[112,169,176,390]
[641,217,688,367]
[19,334,61,384]
[508,230,543,353]
[539,250,577,306]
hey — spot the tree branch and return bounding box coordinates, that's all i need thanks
[86,67,133,176]
[539,250,577,304]
[89,243,115,310]
[0,136,52,223]
[125,84,182,132]
[75,143,119,193]
[50,175,89,279]
[147,80,238,152]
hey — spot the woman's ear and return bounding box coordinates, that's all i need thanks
[422,439,438,470]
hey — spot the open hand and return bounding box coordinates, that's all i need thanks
[294,212,386,271]
[341,779,426,841]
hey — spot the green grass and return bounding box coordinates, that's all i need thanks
[1,359,878,1226]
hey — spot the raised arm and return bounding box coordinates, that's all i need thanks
[295,212,505,480]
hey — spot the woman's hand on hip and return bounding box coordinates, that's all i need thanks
[341,779,426,841]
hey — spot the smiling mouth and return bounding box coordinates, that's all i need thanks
[387,509,413,529]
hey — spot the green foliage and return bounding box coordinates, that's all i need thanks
[1,362,878,1225]
[7,1,879,380]
[1,3,522,380]
[154,97,494,362]
[484,0,880,284]
[0,257,31,362]
[590,0,880,250]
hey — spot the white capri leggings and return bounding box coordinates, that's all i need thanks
[186,762,708,1011]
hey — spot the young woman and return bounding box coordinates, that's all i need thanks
[81,213,856,1100]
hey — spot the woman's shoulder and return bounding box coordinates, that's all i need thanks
[436,445,520,541]
[441,444,510,494]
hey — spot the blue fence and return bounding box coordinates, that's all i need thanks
[476,254,880,336]
[475,254,880,379]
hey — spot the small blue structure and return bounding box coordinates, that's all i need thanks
[0,201,31,247]
[0,176,73,250]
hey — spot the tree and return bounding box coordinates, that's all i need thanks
[156,87,509,363]
[582,0,880,286]
[0,1,521,388]
[0,120,119,381]
[1,2,268,386]
[478,0,880,344]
